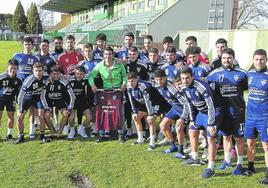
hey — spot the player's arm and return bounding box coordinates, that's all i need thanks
[127,89,138,115]
[66,84,76,111]
[202,89,216,126]
[40,85,51,111]
[88,63,100,92]
[142,88,154,116]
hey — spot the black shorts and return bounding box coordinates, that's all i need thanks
[136,103,171,115]
[74,96,89,112]
[0,98,16,112]
[19,98,44,113]
[47,100,67,110]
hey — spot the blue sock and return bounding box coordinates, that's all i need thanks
[178,145,184,154]
[170,141,176,151]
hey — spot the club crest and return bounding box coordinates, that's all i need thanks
[234,75,239,81]
[261,79,267,86]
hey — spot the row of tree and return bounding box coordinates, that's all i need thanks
[12,1,42,34]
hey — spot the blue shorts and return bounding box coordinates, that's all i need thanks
[218,112,245,138]
[244,117,268,142]
[0,98,16,112]
[165,107,182,121]
[190,110,222,137]
[19,98,44,113]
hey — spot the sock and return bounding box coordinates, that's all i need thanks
[169,141,176,151]
[70,126,75,132]
[224,151,231,164]
[150,135,156,146]
[137,132,143,143]
[265,167,268,178]
[192,152,198,160]
[127,128,132,135]
[142,131,145,138]
[178,144,184,154]
[19,132,24,137]
[40,133,45,140]
[237,155,243,165]
[208,160,215,170]
[248,161,255,171]
[7,128,13,135]
[55,113,59,125]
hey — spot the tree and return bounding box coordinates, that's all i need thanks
[236,0,268,29]
[12,1,28,32]
[27,3,43,34]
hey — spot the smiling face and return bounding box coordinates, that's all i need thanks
[154,76,166,87]
[221,53,234,69]
[253,54,267,71]
[7,64,18,78]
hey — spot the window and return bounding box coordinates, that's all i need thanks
[139,1,145,9]
[148,0,155,7]
[158,0,165,5]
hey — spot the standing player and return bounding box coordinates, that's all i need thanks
[180,67,221,178]
[0,59,22,139]
[93,33,106,62]
[16,62,46,144]
[50,36,64,59]
[140,35,153,61]
[115,32,135,61]
[146,48,164,82]
[207,48,247,175]
[244,49,268,184]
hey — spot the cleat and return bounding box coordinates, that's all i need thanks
[259,177,268,185]
[118,135,125,144]
[77,126,88,139]
[157,138,169,146]
[174,152,188,159]
[131,140,144,145]
[232,164,243,175]
[201,148,208,159]
[67,128,75,140]
[29,133,35,139]
[201,168,215,179]
[147,145,156,151]
[6,134,13,140]
[243,169,255,177]
[184,144,191,154]
[182,158,202,166]
[104,132,111,138]
[15,136,24,144]
[95,136,105,143]
[161,147,177,154]
[63,125,69,135]
[218,160,232,171]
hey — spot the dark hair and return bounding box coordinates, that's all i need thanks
[66,34,75,41]
[215,38,227,46]
[126,72,138,80]
[50,65,62,73]
[76,65,86,73]
[129,46,139,53]
[154,69,166,78]
[185,36,197,43]
[8,59,18,66]
[96,33,107,41]
[83,43,93,49]
[104,46,114,53]
[180,67,193,76]
[54,36,63,41]
[41,39,49,44]
[188,46,201,55]
[33,62,43,69]
[23,36,33,44]
[124,32,135,40]
[166,46,176,54]
[148,48,159,54]
[162,36,173,44]
[144,35,153,42]
[173,75,181,83]
[222,48,235,58]
[253,49,267,59]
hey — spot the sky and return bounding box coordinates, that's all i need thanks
[0,0,35,14]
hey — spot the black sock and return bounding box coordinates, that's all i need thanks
[248,161,255,171]
[265,167,268,178]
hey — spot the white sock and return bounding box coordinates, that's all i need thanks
[137,132,143,143]
[70,126,75,132]
[150,135,156,146]
[192,152,198,160]
[30,124,36,134]
[7,128,13,135]
[34,115,39,125]
[208,160,215,170]
[55,113,59,125]
[224,151,231,164]
[237,155,243,165]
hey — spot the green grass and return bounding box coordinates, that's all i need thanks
[0,41,266,188]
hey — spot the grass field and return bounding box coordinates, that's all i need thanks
[0,41,266,188]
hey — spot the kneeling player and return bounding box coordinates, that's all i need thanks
[69,66,92,139]
[0,59,22,139]
[16,62,46,143]
[180,67,222,179]
[41,65,76,139]
[153,70,188,158]
[127,72,171,150]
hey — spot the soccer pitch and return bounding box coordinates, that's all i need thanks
[0,41,266,188]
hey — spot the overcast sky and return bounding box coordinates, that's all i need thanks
[0,0,35,14]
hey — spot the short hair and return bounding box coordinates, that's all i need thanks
[50,65,62,73]
[180,67,193,76]
[8,59,18,66]
[129,46,139,53]
[33,62,43,69]
[154,69,166,78]
[75,65,86,73]
[144,35,153,42]
[148,48,159,54]
[83,43,93,49]
[188,46,201,55]
[253,49,267,59]
[124,32,135,40]
[96,33,107,41]
[166,46,176,54]
[222,48,235,58]
[185,36,197,43]
[126,72,138,80]
[104,46,114,53]
[54,36,63,41]
[215,38,227,46]
[173,75,181,83]
[41,39,49,44]
[23,36,33,44]
[66,34,75,41]
[162,36,173,44]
